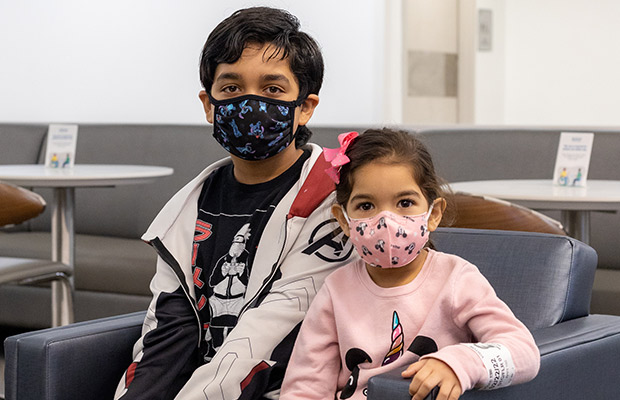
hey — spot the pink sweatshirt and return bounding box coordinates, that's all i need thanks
[280,250,540,399]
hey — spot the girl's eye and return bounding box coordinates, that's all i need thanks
[398,199,414,208]
[357,202,374,211]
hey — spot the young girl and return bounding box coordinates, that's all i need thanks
[279,129,540,400]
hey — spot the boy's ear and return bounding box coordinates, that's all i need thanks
[427,198,446,232]
[198,90,214,123]
[297,94,319,127]
[331,204,350,237]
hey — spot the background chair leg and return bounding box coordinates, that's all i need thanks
[52,274,74,327]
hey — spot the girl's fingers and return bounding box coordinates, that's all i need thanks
[436,383,461,400]
[409,369,441,400]
[402,360,426,378]
[448,385,462,400]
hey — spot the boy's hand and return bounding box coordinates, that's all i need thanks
[401,358,462,400]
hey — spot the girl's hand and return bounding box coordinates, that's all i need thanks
[401,358,462,400]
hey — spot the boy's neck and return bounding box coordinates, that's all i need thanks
[231,145,305,185]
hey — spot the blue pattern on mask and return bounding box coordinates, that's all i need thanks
[277,105,289,116]
[239,100,253,119]
[230,120,243,138]
[210,94,299,160]
[249,122,264,139]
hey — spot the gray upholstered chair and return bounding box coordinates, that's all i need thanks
[4,228,620,400]
[367,228,620,399]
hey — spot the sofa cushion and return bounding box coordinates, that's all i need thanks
[0,231,155,295]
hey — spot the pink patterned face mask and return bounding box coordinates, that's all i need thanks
[344,205,434,268]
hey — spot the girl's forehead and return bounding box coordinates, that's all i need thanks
[350,162,420,192]
[353,160,417,179]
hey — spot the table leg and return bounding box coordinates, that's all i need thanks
[560,210,590,244]
[51,187,75,326]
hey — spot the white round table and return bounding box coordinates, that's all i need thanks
[448,179,620,244]
[0,164,174,325]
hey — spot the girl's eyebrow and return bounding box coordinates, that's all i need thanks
[350,190,422,203]
[349,193,373,203]
[396,190,422,198]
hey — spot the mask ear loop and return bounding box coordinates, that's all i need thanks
[341,205,352,224]
[425,202,435,221]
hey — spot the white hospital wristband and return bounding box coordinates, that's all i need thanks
[463,343,516,390]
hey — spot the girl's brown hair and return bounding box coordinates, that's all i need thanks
[335,128,449,210]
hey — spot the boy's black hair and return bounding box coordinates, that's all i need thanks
[199,7,324,147]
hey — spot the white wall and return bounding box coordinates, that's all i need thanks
[504,0,620,126]
[0,0,385,126]
[474,0,505,124]
[3,1,620,127]
[402,0,459,124]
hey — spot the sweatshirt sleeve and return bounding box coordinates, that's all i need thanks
[422,262,540,393]
[279,282,341,400]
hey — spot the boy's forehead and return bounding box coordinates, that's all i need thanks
[213,43,298,84]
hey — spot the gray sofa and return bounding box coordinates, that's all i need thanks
[6,228,620,400]
[1,124,619,328]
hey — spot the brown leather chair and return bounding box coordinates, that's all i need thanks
[440,191,567,235]
[0,182,73,326]
[0,181,46,226]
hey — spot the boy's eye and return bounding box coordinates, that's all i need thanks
[266,86,283,94]
[222,85,239,94]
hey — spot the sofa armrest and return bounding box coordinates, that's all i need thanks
[367,314,620,400]
[4,311,145,400]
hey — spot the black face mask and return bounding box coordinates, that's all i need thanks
[208,94,303,160]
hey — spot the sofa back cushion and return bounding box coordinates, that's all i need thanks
[432,228,597,331]
[416,127,620,182]
[29,124,228,238]
[0,124,48,165]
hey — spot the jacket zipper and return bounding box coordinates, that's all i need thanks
[150,237,203,347]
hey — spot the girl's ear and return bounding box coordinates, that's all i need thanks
[331,204,350,237]
[427,197,446,232]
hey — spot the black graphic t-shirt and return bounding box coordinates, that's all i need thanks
[192,150,310,361]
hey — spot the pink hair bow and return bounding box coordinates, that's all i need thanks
[323,131,359,184]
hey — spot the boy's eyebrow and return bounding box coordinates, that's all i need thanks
[262,73,291,84]
[214,72,242,82]
[213,72,291,85]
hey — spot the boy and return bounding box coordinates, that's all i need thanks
[114,6,355,400]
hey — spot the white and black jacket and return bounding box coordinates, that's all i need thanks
[115,144,356,400]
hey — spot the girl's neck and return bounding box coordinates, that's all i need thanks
[365,249,429,288]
